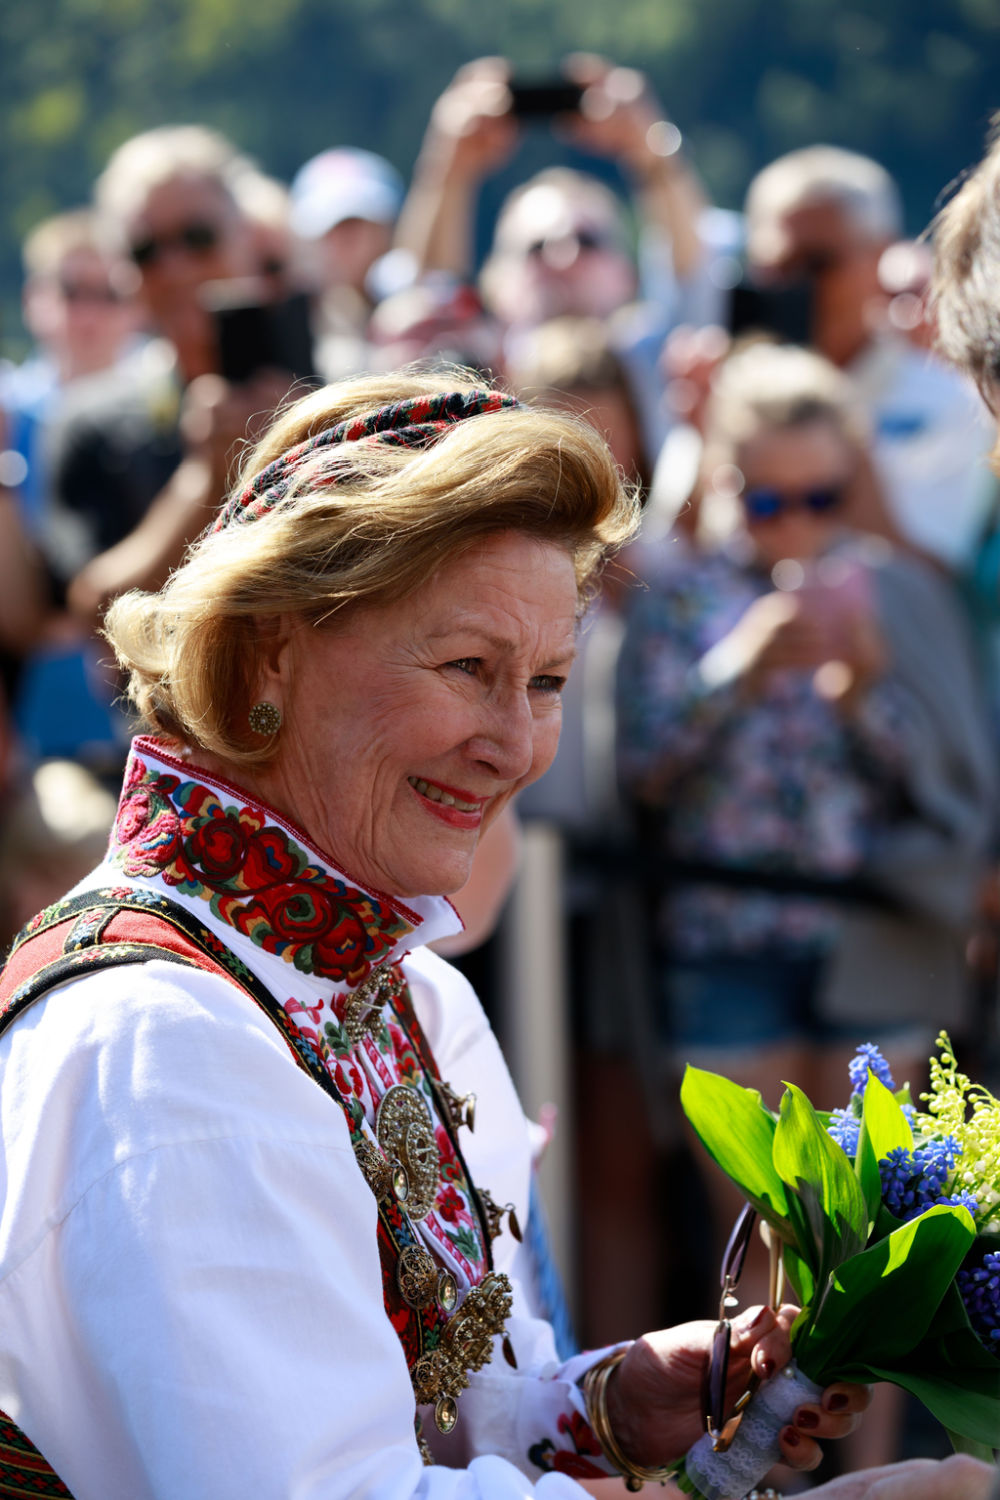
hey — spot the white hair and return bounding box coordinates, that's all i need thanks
[746,146,902,244]
[95,124,250,233]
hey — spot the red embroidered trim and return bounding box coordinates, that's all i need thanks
[110,746,415,985]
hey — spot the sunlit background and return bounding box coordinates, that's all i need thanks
[2,0,998,356]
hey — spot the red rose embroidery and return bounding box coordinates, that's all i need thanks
[557,1411,602,1456]
[437,1185,467,1223]
[185,814,249,880]
[116,789,152,843]
[109,753,413,980]
[334,1059,364,1099]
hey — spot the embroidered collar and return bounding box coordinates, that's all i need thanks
[108,737,461,985]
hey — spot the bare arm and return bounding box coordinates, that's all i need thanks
[394,60,519,280]
[66,371,289,623]
[562,55,709,282]
[0,488,46,654]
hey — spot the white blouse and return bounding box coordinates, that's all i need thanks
[0,739,609,1500]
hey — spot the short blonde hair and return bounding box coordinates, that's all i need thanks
[22,209,102,281]
[104,369,638,766]
[932,118,1000,404]
[700,341,864,541]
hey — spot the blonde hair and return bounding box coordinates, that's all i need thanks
[700,341,863,541]
[22,209,103,281]
[932,118,1000,404]
[104,369,638,766]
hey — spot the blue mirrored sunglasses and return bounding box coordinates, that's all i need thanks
[742,484,846,522]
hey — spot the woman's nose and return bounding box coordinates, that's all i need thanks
[467,692,536,783]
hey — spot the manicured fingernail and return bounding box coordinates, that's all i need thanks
[782,1427,800,1448]
[825,1393,849,1412]
[758,1357,776,1379]
[795,1409,819,1429]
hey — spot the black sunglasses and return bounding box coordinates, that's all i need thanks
[742,483,847,522]
[705,1202,759,1450]
[129,220,221,268]
[526,227,611,257]
[59,281,124,305]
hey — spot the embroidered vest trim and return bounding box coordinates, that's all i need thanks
[0,888,509,1494]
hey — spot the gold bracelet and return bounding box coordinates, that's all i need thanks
[581,1347,676,1493]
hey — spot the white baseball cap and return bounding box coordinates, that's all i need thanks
[289,148,404,239]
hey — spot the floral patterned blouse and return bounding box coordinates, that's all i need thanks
[616,541,919,959]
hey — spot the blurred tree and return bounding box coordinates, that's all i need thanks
[0,0,997,356]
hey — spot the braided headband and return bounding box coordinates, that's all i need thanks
[213,388,521,532]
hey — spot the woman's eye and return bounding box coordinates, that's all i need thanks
[530,674,566,695]
[448,657,480,675]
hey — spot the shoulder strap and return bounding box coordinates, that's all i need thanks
[1,886,345,1107]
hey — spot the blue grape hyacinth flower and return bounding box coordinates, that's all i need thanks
[957,1250,1000,1350]
[849,1043,896,1098]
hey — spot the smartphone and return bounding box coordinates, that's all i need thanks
[202,279,318,386]
[726,277,813,346]
[507,79,585,117]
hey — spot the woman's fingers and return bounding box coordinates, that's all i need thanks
[792,1402,863,1441]
[779,1425,824,1471]
[822,1380,872,1416]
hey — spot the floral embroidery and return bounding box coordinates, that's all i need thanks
[529,1410,608,1479]
[387,1020,428,1094]
[110,755,413,984]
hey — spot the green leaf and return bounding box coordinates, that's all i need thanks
[868,1369,1000,1450]
[773,1084,868,1300]
[679,1066,792,1234]
[855,1073,914,1234]
[943,1430,997,1463]
[794,1205,976,1385]
[782,1244,817,1307]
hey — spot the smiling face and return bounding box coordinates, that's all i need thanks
[245,530,578,898]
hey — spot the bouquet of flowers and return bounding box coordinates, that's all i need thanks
[672,1034,1000,1500]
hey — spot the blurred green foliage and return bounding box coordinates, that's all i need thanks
[1,0,998,356]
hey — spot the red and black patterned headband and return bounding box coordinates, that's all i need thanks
[213,388,521,532]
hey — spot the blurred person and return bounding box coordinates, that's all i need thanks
[0,210,141,768]
[289,146,405,380]
[505,317,663,1345]
[616,342,996,1356]
[46,126,291,634]
[368,277,505,376]
[744,146,993,569]
[231,167,299,298]
[878,239,935,353]
[0,208,139,538]
[0,474,46,710]
[395,55,716,460]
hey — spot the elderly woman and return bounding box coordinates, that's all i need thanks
[0,372,868,1498]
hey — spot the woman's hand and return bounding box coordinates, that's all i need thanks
[699,591,835,695]
[808,1454,998,1500]
[603,1306,870,1472]
[422,59,519,185]
[559,54,669,176]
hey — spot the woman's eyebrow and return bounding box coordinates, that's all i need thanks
[425,624,577,667]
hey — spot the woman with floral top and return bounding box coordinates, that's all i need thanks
[0,370,871,1499]
[617,342,996,1296]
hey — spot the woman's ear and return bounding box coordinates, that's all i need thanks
[250,613,299,707]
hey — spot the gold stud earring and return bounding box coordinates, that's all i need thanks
[248,701,282,736]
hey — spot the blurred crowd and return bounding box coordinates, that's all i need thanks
[1,57,999,1463]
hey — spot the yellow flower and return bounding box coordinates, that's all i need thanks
[921,1032,1000,1234]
